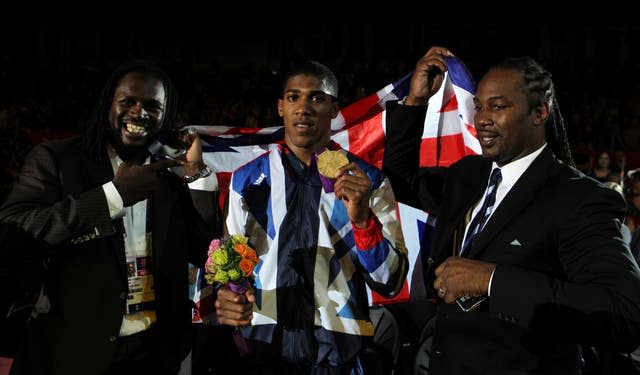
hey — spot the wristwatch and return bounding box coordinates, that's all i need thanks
[184,166,213,183]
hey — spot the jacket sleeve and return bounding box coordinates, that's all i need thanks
[490,186,640,351]
[0,144,115,251]
[382,101,447,216]
[352,176,408,297]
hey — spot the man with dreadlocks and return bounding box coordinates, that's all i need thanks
[0,60,221,374]
[382,46,640,374]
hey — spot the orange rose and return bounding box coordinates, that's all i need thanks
[239,258,254,276]
[234,243,251,257]
[244,248,258,262]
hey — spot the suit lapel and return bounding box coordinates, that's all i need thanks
[90,153,130,282]
[433,160,491,261]
[151,174,176,273]
[466,148,556,259]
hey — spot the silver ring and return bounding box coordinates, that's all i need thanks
[438,287,446,295]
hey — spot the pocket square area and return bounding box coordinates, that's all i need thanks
[510,239,522,246]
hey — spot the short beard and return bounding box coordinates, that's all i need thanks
[107,127,150,163]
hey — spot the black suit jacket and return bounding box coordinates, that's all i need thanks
[0,136,220,374]
[383,102,640,374]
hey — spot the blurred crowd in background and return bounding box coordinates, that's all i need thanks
[3,24,640,224]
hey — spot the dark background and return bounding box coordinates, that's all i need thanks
[2,24,640,128]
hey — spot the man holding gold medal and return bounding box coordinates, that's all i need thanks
[214,60,408,374]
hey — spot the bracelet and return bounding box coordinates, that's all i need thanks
[184,166,212,183]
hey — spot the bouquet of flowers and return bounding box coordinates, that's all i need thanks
[204,234,259,357]
[204,234,259,292]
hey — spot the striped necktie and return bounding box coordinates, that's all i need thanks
[460,168,502,256]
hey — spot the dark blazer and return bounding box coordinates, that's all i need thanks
[0,136,220,375]
[383,102,640,374]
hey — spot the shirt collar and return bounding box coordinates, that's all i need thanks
[491,143,546,191]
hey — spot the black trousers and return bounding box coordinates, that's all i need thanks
[104,328,176,375]
[190,325,357,375]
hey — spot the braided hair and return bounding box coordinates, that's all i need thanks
[491,57,575,167]
[81,60,177,162]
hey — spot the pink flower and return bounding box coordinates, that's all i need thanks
[204,256,214,271]
[208,239,222,255]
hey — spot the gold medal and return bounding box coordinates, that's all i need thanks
[317,150,349,179]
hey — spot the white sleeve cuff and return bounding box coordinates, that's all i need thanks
[188,171,218,191]
[487,268,496,297]
[102,182,125,219]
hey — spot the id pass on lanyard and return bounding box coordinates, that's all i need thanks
[125,232,155,314]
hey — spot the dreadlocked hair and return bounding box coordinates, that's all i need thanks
[491,57,575,167]
[81,60,177,162]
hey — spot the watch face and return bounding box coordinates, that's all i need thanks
[456,296,487,312]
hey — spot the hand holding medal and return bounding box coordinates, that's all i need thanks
[317,149,372,228]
